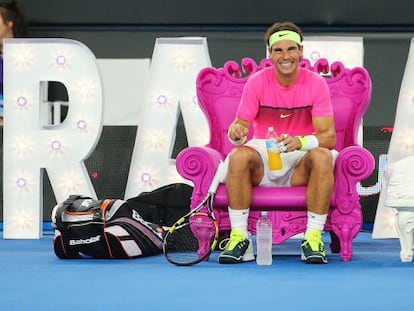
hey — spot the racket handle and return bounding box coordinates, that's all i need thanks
[208,161,225,194]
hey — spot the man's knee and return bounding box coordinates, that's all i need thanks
[228,146,263,178]
[307,148,334,171]
[229,146,259,165]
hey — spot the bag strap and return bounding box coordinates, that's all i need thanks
[100,199,114,216]
[100,199,116,259]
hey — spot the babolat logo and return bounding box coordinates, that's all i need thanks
[132,209,142,222]
[69,235,101,245]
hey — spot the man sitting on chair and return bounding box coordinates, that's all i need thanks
[219,21,337,264]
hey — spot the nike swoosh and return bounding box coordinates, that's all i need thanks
[280,113,291,119]
[279,33,288,37]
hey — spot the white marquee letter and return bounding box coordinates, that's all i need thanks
[3,39,103,238]
[373,38,414,238]
[124,37,211,198]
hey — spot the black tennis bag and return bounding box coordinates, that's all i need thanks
[52,195,163,259]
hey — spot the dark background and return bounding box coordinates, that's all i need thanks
[2,0,413,223]
[20,0,414,127]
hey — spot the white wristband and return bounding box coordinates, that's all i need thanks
[296,135,319,151]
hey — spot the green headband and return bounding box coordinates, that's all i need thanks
[268,30,302,47]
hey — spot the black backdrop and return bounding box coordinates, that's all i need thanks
[2,0,414,222]
[20,0,414,27]
[19,0,414,126]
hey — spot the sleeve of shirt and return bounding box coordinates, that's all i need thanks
[311,75,333,117]
[236,74,260,122]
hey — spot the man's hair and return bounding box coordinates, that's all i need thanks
[264,22,303,46]
[0,0,28,37]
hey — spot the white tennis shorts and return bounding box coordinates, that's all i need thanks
[225,139,338,187]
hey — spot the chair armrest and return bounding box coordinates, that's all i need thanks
[333,146,375,213]
[176,146,225,209]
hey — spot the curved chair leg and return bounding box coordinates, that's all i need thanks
[330,210,361,261]
[338,228,353,262]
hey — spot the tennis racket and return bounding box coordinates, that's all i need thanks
[163,161,225,266]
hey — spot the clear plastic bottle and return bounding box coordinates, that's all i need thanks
[256,211,273,265]
[265,126,282,170]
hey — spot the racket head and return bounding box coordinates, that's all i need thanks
[163,211,219,266]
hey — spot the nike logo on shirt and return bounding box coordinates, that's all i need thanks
[280,113,292,119]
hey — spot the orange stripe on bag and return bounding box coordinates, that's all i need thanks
[100,199,114,258]
[100,199,113,214]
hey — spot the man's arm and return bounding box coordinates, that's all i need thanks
[283,116,336,151]
[311,115,336,149]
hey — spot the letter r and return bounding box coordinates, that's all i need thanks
[3,39,103,238]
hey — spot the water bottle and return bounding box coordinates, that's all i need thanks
[265,126,282,170]
[256,211,273,265]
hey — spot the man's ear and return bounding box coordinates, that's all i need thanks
[6,21,13,31]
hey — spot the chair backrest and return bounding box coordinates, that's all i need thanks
[196,57,372,155]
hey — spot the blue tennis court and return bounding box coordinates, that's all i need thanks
[0,229,412,310]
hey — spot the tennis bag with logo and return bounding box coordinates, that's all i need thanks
[51,195,163,259]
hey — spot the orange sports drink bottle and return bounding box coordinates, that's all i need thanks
[265,126,282,170]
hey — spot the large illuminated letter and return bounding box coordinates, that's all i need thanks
[373,38,414,238]
[3,38,103,238]
[302,37,381,197]
[124,37,211,198]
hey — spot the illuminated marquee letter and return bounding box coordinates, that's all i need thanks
[373,38,414,238]
[124,37,211,198]
[3,38,103,238]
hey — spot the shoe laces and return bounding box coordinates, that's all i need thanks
[219,238,230,251]
[219,229,246,251]
[304,229,324,252]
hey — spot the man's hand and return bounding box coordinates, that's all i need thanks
[277,134,302,152]
[228,122,249,142]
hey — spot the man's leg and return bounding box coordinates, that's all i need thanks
[219,146,264,264]
[291,148,334,264]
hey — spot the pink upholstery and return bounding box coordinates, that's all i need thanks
[176,57,375,261]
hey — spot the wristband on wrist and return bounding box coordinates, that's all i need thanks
[227,128,247,145]
[296,135,319,151]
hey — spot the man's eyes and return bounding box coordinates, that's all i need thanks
[272,47,298,53]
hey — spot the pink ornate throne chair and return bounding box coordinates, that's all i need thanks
[176,57,375,261]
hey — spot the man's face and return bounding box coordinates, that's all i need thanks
[268,39,303,78]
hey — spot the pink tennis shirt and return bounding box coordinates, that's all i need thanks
[237,66,333,138]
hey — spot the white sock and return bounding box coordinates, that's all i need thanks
[305,211,327,236]
[228,207,249,238]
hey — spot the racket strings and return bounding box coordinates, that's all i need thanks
[166,224,199,252]
[164,213,217,265]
